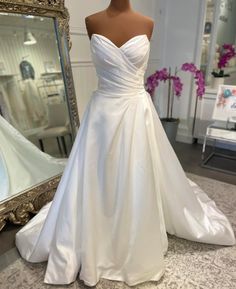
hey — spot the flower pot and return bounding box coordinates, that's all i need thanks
[160,118,180,146]
[211,77,224,90]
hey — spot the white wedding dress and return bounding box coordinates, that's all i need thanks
[15,34,235,287]
[0,115,66,200]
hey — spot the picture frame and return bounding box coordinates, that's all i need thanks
[212,84,236,122]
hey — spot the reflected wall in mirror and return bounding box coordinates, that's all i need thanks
[0,0,79,231]
[200,0,236,86]
[0,13,72,158]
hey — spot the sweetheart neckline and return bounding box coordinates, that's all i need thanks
[91,33,150,49]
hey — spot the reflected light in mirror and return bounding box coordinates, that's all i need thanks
[24,28,37,45]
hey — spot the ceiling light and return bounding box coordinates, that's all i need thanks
[24,29,37,45]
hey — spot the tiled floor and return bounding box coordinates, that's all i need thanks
[0,141,235,260]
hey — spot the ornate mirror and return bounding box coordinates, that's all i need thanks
[0,0,79,231]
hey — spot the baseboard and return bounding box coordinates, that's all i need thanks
[176,133,194,144]
[176,122,194,144]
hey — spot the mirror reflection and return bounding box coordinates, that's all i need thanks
[201,0,236,86]
[0,13,72,202]
[0,114,67,201]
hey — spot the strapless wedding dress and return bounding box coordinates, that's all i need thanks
[15,34,235,287]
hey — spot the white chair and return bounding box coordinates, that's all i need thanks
[36,102,72,156]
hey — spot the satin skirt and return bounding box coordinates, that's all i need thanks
[15,89,235,286]
[0,115,66,199]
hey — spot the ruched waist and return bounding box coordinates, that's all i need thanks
[93,87,147,98]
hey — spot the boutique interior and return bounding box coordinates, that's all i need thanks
[0,0,236,289]
[0,13,72,158]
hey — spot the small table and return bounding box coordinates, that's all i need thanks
[201,124,236,175]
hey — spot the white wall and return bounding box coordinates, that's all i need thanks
[0,32,60,78]
[154,0,206,143]
[0,16,61,78]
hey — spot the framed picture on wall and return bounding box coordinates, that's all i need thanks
[212,84,236,122]
[204,22,212,34]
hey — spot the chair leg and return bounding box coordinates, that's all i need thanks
[61,136,67,156]
[39,139,44,152]
[202,135,207,160]
[69,133,73,145]
[56,137,63,156]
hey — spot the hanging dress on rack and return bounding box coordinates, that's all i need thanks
[5,79,30,131]
[0,84,19,129]
[21,79,48,128]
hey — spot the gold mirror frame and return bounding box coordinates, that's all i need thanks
[0,0,80,231]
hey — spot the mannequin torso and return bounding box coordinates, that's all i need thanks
[85,0,154,48]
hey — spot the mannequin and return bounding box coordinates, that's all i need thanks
[85,0,154,46]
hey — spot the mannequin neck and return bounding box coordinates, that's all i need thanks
[108,0,132,12]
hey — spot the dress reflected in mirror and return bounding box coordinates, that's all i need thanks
[0,115,67,201]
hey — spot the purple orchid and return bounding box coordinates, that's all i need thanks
[145,62,205,119]
[181,63,197,74]
[181,63,205,99]
[170,76,183,97]
[218,44,236,69]
[212,43,236,77]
